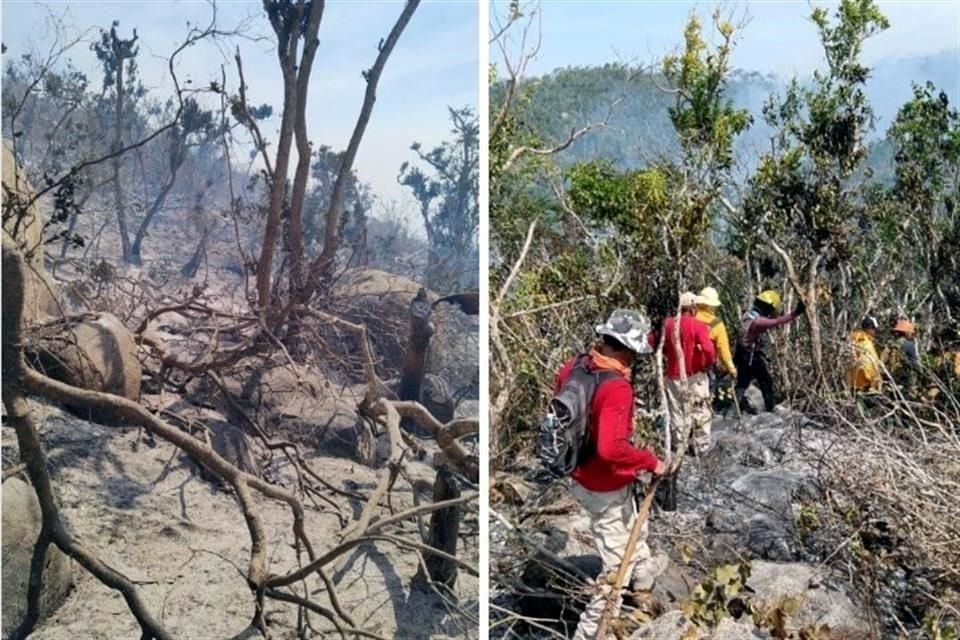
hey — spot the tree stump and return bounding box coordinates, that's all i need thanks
[412,465,461,597]
[399,288,435,435]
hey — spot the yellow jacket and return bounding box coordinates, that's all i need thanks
[695,308,736,375]
[847,329,881,391]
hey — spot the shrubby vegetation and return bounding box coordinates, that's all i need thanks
[491,0,959,635]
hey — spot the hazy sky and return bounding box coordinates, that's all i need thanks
[492,0,960,78]
[2,0,479,226]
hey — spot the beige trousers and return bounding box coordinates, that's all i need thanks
[570,482,656,640]
[666,371,713,454]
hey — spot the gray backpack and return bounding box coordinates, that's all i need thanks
[538,355,619,477]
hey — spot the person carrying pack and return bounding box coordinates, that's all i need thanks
[649,292,717,455]
[542,308,665,640]
[734,290,804,413]
[695,287,736,415]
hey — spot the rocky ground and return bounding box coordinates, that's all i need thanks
[490,394,883,640]
[3,399,478,640]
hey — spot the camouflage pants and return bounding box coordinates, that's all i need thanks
[570,482,658,640]
[666,372,713,453]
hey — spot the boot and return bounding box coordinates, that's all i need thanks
[736,388,757,415]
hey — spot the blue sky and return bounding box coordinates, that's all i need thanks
[492,0,960,78]
[2,0,479,225]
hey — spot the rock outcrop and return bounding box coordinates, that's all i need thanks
[30,313,142,423]
[494,409,873,640]
[2,143,59,324]
[1,477,73,637]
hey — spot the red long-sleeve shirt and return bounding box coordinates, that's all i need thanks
[555,356,660,492]
[649,314,716,379]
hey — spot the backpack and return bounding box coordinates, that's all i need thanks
[538,355,619,477]
[738,309,764,352]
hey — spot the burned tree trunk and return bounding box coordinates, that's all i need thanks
[412,465,461,597]
[399,288,434,434]
[181,228,208,278]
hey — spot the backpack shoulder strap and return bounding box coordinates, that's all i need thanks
[569,353,591,372]
[708,317,723,330]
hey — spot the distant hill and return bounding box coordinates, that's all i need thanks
[500,49,959,179]
[867,49,960,133]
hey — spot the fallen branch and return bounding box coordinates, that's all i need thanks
[392,400,479,483]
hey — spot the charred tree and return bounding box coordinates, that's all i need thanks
[412,465,461,597]
[399,288,434,434]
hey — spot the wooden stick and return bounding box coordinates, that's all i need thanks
[594,477,660,639]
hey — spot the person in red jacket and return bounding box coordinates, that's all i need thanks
[649,292,717,454]
[555,309,666,640]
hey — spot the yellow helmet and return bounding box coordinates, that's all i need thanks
[756,290,782,311]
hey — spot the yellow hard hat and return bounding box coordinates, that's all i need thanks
[697,286,721,307]
[756,290,782,311]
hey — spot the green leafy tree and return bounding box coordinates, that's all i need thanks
[886,82,960,319]
[566,10,750,317]
[488,6,749,460]
[734,0,890,383]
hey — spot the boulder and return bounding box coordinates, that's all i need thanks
[743,515,794,562]
[702,469,817,561]
[652,556,697,611]
[2,477,73,635]
[128,398,261,487]
[741,386,766,414]
[386,373,456,424]
[207,421,259,478]
[746,561,870,637]
[0,248,60,326]
[427,310,479,400]
[713,617,772,639]
[30,313,141,423]
[329,268,478,395]
[702,431,775,481]
[455,400,479,419]
[2,144,59,325]
[728,470,818,517]
[631,614,771,640]
[630,611,695,639]
[330,268,436,378]
[2,142,44,269]
[752,428,797,464]
[249,366,366,460]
